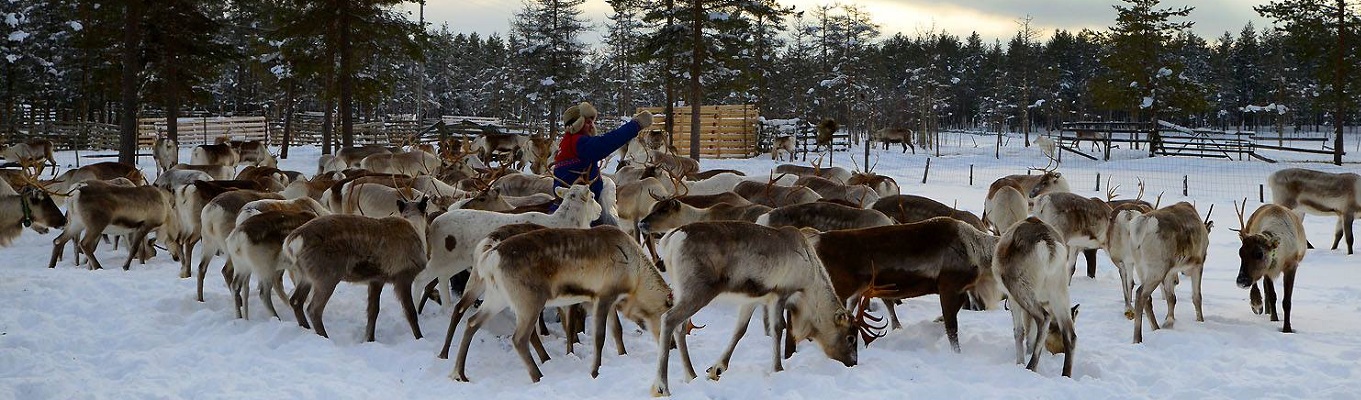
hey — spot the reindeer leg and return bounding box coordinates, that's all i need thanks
[609,307,626,356]
[886,299,904,330]
[589,298,614,379]
[1118,261,1136,320]
[561,306,577,355]
[1264,275,1279,322]
[1282,269,1296,333]
[529,326,551,364]
[307,282,337,339]
[653,294,709,397]
[768,298,788,373]
[1009,305,1027,365]
[231,271,249,320]
[120,228,152,271]
[48,232,69,269]
[1132,281,1157,344]
[1027,312,1052,371]
[782,308,796,360]
[79,225,106,271]
[178,236,198,279]
[290,281,313,330]
[1250,282,1265,315]
[195,245,214,302]
[439,275,485,360]
[1345,212,1355,255]
[513,305,546,383]
[1191,266,1204,323]
[707,302,757,381]
[1331,214,1347,251]
[1084,248,1098,278]
[940,287,965,353]
[1160,272,1178,329]
[394,278,422,340]
[259,271,283,320]
[452,299,502,383]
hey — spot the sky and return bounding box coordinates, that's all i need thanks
[399,0,1276,45]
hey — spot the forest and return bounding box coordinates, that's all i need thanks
[0,0,1358,163]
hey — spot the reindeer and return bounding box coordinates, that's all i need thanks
[335,144,392,170]
[170,163,234,181]
[1070,130,1108,153]
[45,162,147,197]
[813,217,1005,352]
[229,140,276,167]
[1268,168,1361,254]
[47,178,150,268]
[637,193,770,240]
[774,163,852,184]
[770,135,796,161]
[283,197,430,341]
[493,173,555,197]
[733,178,822,208]
[1120,202,1209,343]
[871,194,986,230]
[870,127,916,154]
[1002,170,1071,198]
[651,222,859,396]
[1032,192,1113,280]
[191,144,239,168]
[617,129,671,165]
[983,178,1029,235]
[649,151,699,180]
[420,184,602,312]
[153,136,179,173]
[1,138,56,176]
[449,226,672,383]
[340,183,425,217]
[59,184,170,271]
[756,201,894,232]
[0,186,66,247]
[793,175,880,208]
[153,169,212,191]
[681,172,744,196]
[235,197,330,225]
[195,189,288,302]
[814,119,838,153]
[360,151,442,176]
[994,217,1076,377]
[847,172,900,198]
[1107,202,1154,319]
[524,134,556,175]
[225,209,321,320]
[1232,201,1308,333]
[471,133,528,168]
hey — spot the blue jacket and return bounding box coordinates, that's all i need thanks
[552,120,644,203]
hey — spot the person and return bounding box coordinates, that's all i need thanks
[552,101,653,226]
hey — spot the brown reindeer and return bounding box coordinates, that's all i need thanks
[191,144,239,167]
[1233,201,1308,333]
[1268,168,1361,254]
[229,140,276,167]
[871,194,986,230]
[793,175,880,208]
[1032,192,1113,280]
[46,162,147,195]
[336,144,392,168]
[1002,170,1071,198]
[153,136,179,173]
[756,201,894,232]
[1119,202,1209,343]
[652,222,858,396]
[284,197,430,341]
[170,163,234,181]
[225,209,321,320]
[871,127,916,154]
[450,226,672,383]
[61,184,171,271]
[733,178,822,208]
[814,217,1004,352]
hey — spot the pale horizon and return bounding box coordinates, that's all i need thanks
[399,0,1274,45]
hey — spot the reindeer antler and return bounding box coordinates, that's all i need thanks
[855,261,894,345]
[1231,198,1248,233]
[1135,178,1146,202]
[1105,177,1121,202]
[1203,203,1215,232]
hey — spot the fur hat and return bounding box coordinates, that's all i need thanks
[563,102,599,134]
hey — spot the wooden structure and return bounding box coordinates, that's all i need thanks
[137,116,270,148]
[638,105,758,159]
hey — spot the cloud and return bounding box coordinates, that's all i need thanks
[406,0,1275,44]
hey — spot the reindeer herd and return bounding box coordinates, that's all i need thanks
[1,130,1357,396]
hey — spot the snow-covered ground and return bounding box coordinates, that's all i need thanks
[3,134,1361,399]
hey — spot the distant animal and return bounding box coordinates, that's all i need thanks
[815,119,838,152]
[771,135,796,161]
[1268,168,1360,254]
[871,127,915,154]
[153,137,179,173]
[0,138,56,176]
[191,144,239,168]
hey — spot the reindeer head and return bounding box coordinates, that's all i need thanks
[1030,170,1069,198]
[17,186,66,234]
[1231,199,1276,289]
[1045,304,1079,354]
[617,258,674,341]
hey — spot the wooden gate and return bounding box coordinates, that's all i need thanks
[137,116,270,148]
[637,105,758,159]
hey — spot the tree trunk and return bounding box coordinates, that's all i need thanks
[663,0,676,146]
[338,1,354,149]
[118,0,143,166]
[688,0,702,160]
[1333,0,1346,166]
[281,83,294,159]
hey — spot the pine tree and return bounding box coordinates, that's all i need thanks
[512,0,589,136]
[1097,0,1195,150]
[1257,0,1360,165]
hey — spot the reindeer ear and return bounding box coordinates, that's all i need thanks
[554,186,568,198]
[1267,235,1281,249]
[1071,304,1080,318]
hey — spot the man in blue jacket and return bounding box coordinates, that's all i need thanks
[553,102,653,226]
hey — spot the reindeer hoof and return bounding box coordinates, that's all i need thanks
[1162,318,1175,329]
[179,271,190,279]
[1124,309,1135,320]
[451,373,470,383]
[1251,302,1263,315]
[706,365,724,381]
[1282,326,1294,334]
[651,383,671,397]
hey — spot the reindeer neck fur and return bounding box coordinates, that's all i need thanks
[789,233,846,327]
[0,196,24,246]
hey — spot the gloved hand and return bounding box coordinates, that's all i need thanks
[633,111,654,129]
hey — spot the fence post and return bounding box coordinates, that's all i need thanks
[921,158,931,184]
[1183,175,1189,196]
[1096,173,1101,191]
[969,164,974,186]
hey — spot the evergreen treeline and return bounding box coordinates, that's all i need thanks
[0,0,1356,161]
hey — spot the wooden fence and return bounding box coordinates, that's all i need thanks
[638,105,758,159]
[137,116,270,147]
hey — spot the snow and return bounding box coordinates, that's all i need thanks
[1140,96,1154,109]
[540,77,556,87]
[7,30,29,42]
[3,13,16,28]
[4,139,1361,398]
[67,21,82,31]
[4,54,17,63]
